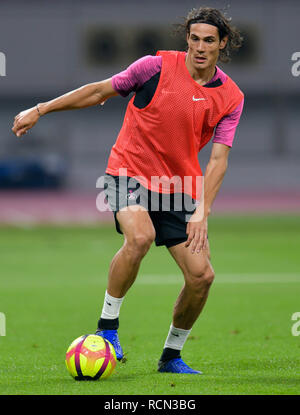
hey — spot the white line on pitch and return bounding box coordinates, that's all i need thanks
[135,273,300,285]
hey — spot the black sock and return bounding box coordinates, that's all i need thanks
[97,317,119,331]
[159,347,181,362]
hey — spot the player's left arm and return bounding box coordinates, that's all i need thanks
[185,143,230,253]
[185,98,244,254]
[203,142,231,216]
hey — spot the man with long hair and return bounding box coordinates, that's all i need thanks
[12,7,244,374]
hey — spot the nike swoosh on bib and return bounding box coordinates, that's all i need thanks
[193,96,206,101]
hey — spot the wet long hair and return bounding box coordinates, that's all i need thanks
[175,7,243,63]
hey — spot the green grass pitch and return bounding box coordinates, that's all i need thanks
[0,215,299,395]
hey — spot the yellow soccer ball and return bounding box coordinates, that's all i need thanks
[65,334,117,380]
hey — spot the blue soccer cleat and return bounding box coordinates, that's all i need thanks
[96,329,124,361]
[158,358,202,374]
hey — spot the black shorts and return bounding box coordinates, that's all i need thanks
[103,174,197,248]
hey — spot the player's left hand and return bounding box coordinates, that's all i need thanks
[185,213,208,254]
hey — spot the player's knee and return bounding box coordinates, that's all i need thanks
[188,266,215,292]
[203,269,215,286]
[133,233,155,253]
[126,231,155,257]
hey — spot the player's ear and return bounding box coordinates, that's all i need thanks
[219,36,228,50]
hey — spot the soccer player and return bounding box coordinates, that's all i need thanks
[12,7,244,374]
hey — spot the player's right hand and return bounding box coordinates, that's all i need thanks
[12,106,40,137]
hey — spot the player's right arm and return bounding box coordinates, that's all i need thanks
[12,78,118,137]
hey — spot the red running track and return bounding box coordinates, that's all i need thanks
[0,191,299,225]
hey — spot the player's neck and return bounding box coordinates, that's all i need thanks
[185,54,217,86]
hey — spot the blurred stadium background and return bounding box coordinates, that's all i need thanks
[0,0,299,223]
